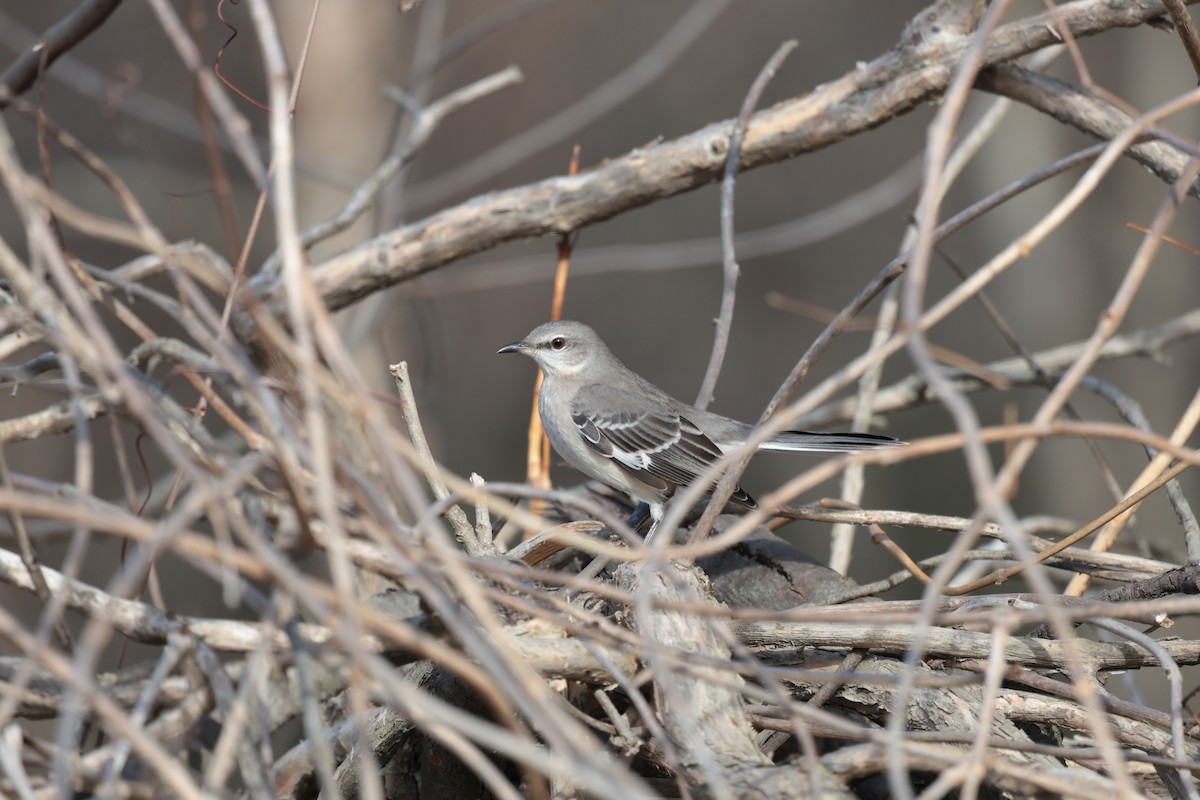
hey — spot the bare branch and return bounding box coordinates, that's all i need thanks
[251,0,1192,317]
[978,63,1200,191]
[0,0,123,105]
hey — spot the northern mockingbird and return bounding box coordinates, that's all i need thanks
[499,320,902,528]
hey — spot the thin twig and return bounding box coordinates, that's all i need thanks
[527,144,581,521]
[686,142,1113,546]
[143,0,267,188]
[0,444,72,652]
[389,361,481,554]
[694,39,796,411]
[1080,376,1200,564]
[409,0,732,208]
[268,65,524,272]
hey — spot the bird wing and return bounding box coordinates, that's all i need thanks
[570,384,755,507]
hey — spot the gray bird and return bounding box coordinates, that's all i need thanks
[499,320,903,528]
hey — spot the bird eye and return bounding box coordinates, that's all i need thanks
[550,337,566,350]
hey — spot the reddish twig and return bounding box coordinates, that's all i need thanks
[527,145,581,510]
[214,0,269,111]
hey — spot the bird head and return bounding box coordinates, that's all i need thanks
[497,320,606,378]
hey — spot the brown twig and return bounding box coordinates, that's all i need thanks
[526,144,581,521]
[820,498,932,585]
[143,0,267,187]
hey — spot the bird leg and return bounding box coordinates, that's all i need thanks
[626,502,652,533]
[641,502,666,546]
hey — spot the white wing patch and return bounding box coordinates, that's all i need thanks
[570,407,756,508]
[610,422,680,471]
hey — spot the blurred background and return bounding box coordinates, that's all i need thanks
[2,0,1199,595]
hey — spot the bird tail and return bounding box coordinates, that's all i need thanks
[758,430,904,453]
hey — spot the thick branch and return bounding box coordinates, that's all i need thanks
[977,63,1200,191]
[740,619,1200,670]
[249,0,1193,317]
[0,0,123,104]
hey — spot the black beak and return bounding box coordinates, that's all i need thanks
[497,340,526,355]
